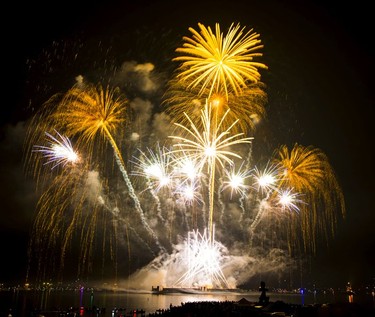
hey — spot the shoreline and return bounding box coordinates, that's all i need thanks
[2,289,374,316]
[23,299,375,317]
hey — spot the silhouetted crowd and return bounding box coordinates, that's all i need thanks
[147,300,375,317]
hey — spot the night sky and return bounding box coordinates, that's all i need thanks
[1,0,374,289]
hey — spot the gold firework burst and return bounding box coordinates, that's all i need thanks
[24,82,129,181]
[273,143,346,253]
[51,83,129,160]
[173,22,268,100]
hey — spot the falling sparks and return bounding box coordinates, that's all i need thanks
[272,143,346,252]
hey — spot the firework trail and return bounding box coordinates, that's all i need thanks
[239,143,254,222]
[248,162,280,229]
[61,83,164,252]
[97,195,156,257]
[218,176,226,226]
[222,161,252,227]
[131,144,173,222]
[26,132,108,280]
[131,144,186,246]
[172,153,208,229]
[248,164,300,247]
[111,141,165,253]
[168,102,253,242]
[249,199,271,246]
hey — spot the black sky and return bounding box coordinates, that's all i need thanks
[1,0,374,288]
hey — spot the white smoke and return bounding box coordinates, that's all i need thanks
[116,234,294,291]
[115,61,159,93]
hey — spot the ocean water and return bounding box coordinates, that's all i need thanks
[0,289,371,316]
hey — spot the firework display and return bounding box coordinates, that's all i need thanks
[24,23,345,289]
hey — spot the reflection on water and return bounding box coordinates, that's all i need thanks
[0,289,372,316]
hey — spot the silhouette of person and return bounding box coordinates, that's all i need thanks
[259,281,269,305]
[346,282,354,303]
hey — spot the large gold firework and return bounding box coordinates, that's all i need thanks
[49,82,129,160]
[24,82,160,281]
[173,22,268,100]
[33,82,144,214]
[272,143,346,253]
[24,82,129,183]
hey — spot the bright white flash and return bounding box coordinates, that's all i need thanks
[183,185,195,200]
[33,131,79,169]
[258,174,274,187]
[131,144,174,192]
[145,163,171,187]
[204,146,216,157]
[174,180,202,205]
[252,163,280,195]
[222,162,252,198]
[174,228,229,288]
[230,175,243,188]
[174,156,199,181]
[277,188,304,213]
[145,164,163,180]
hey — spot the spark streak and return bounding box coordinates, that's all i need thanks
[33,131,79,169]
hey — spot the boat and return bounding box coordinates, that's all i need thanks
[151,285,243,295]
